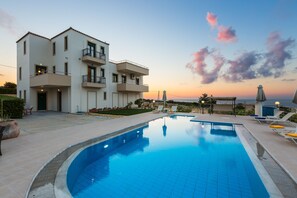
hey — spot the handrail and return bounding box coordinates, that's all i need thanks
[110,59,149,69]
[82,75,106,84]
[82,48,106,61]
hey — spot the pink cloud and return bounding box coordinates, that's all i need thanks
[206,12,218,27]
[186,47,225,84]
[217,26,237,42]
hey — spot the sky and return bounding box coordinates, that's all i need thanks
[0,0,296,100]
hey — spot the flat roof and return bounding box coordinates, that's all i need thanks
[16,27,109,45]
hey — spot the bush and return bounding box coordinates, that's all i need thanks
[0,96,24,119]
[177,105,192,113]
[0,87,16,94]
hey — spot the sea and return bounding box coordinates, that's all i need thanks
[172,98,296,108]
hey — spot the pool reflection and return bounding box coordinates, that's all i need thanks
[68,125,150,195]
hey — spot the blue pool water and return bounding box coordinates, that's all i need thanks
[67,116,269,197]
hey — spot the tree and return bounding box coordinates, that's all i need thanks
[3,82,17,89]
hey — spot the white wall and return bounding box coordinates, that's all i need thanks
[17,28,148,113]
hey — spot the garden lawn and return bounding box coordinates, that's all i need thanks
[97,109,153,116]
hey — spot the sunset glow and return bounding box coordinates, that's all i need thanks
[0,0,296,100]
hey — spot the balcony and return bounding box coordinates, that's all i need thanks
[116,61,149,76]
[82,75,106,88]
[117,83,149,92]
[82,48,106,66]
[30,73,71,88]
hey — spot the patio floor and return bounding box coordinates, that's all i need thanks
[0,112,296,198]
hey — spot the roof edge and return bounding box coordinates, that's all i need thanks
[16,32,50,43]
[16,27,109,45]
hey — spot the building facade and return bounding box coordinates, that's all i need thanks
[16,27,149,113]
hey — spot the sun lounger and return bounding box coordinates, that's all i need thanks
[256,112,295,124]
[168,106,177,114]
[153,105,163,113]
[283,133,297,144]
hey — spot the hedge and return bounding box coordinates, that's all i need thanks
[0,88,17,94]
[0,96,24,119]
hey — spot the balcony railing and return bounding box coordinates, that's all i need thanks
[82,75,106,83]
[82,75,106,88]
[82,48,106,61]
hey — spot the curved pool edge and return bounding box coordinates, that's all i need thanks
[26,121,153,198]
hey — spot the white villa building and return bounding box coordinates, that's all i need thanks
[16,27,149,113]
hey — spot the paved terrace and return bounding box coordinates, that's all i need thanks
[0,112,296,198]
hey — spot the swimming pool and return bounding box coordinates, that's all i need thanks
[66,115,269,197]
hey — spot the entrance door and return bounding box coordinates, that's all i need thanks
[88,66,96,82]
[37,92,47,110]
[57,91,62,112]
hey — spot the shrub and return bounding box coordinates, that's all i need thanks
[0,88,16,94]
[0,96,24,119]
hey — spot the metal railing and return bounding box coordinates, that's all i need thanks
[82,48,106,61]
[82,75,106,84]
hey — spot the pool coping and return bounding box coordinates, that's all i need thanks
[26,122,152,198]
[235,125,283,197]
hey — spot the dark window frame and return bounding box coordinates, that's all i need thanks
[53,42,56,55]
[19,67,22,80]
[24,41,26,55]
[104,92,107,100]
[112,73,118,83]
[64,36,68,51]
[64,62,68,75]
[53,66,56,74]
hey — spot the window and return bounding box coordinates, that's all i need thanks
[88,42,96,57]
[64,36,68,51]
[112,73,118,83]
[104,92,107,100]
[19,67,22,80]
[136,77,140,85]
[64,62,68,75]
[35,65,47,76]
[122,75,127,83]
[100,68,105,77]
[24,41,26,55]
[53,66,56,74]
[53,42,56,55]
[100,46,105,55]
[19,90,22,99]
[24,90,26,103]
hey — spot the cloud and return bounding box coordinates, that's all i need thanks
[206,12,218,27]
[0,8,17,34]
[258,32,295,78]
[223,51,260,82]
[0,74,4,76]
[186,47,225,84]
[282,79,296,82]
[217,26,237,43]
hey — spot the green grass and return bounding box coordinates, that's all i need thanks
[97,108,153,116]
[0,94,17,100]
